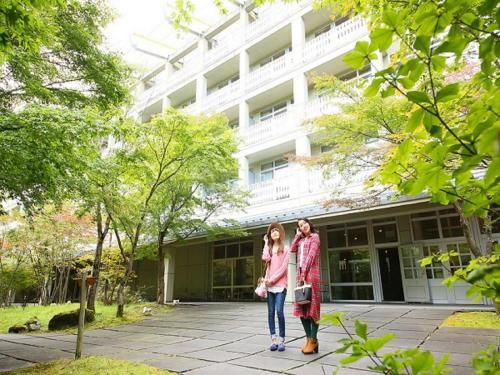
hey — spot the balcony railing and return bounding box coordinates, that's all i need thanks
[244,109,295,145]
[249,174,294,205]
[247,53,294,91]
[304,96,346,119]
[303,17,367,64]
[248,167,373,205]
[204,80,241,111]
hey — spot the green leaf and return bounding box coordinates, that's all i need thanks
[484,158,500,187]
[431,55,447,73]
[364,78,383,97]
[406,109,424,131]
[340,355,364,365]
[407,91,431,104]
[411,351,435,373]
[343,50,368,70]
[382,9,401,30]
[414,36,431,53]
[365,333,395,353]
[436,83,460,102]
[354,320,368,340]
[371,28,393,52]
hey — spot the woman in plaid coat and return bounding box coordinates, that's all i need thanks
[290,218,321,354]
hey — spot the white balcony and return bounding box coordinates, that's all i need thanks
[303,17,367,64]
[166,68,195,92]
[248,166,372,206]
[247,2,302,41]
[244,109,296,145]
[204,32,242,67]
[204,80,241,111]
[249,174,295,205]
[247,53,294,91]
[304,96,345,119]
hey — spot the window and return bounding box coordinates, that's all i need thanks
[212,240,255,301]
[411,209,464,240]
[373,219,398,243]
[327,222,368,248]
[411,212,440,240]
[260,158,288,182]
[320,145,334,153]
[314,24,331,38]
[258,48,290,67]
[447,243,472,274]
[327,221,374,301]
[422,245,444,279]
[255,100,291,123]
[339,64,372,81]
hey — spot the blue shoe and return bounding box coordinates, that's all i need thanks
[270,343,278,351]
[278,342,285,351]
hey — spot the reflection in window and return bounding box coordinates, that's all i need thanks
[329,249,372,283]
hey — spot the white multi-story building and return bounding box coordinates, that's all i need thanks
[130,1,497,305]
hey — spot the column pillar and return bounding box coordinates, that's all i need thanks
[195,39,209,112]
[291,15,305,64]
[163,247,176,303]
[294,135,311,195]
[239,100,249,137]
[238,156,249,187]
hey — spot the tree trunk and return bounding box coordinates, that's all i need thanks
[156,233,166,304]
[453,202,482,258]
[88,205,111,312]
[61,266,70,303]
[116,282,125,317]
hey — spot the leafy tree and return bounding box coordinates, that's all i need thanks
[7,204,94,305]
[0,106,110,214]
[103,109,243,316]
[0,0,129,111]
[0,0,130,211]
[147,114,246,304]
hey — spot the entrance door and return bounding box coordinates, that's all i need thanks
[378,248,404,301]
[399,245,431,302]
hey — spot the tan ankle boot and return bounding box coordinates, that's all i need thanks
[303,338,318,354]
[301,337,310,353]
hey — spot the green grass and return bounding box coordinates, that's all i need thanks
[0,302,172,334]
[9,356,175,374]
[441,311,500,329]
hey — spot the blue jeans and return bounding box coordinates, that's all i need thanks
[267,289,287,338]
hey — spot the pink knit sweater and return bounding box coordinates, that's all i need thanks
[262,245,290,288]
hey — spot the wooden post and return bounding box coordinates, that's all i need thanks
[75,272,87,359]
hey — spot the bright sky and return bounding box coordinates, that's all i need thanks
[103,0,238,73]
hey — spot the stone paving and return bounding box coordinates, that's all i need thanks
[0,303,498,374]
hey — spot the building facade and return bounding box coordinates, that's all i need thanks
[130,1,497,305]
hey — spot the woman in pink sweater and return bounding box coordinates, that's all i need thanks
[262,222,290,352]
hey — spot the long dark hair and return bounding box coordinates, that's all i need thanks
[297,217,317,235]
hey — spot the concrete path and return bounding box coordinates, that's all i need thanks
[0,303,498,374]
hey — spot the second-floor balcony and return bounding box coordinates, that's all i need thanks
[303,17,367,64]
[204,80,241,111]
[248,166,370,206]
[166,67,195,92]
[244,109,296,146]
[304,95,345,119]
[247,53,294,91]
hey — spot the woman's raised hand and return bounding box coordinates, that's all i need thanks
[263,234,268,244]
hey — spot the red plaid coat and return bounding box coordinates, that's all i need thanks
[290,232,321,322]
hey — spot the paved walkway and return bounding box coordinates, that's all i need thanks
[0,303,498,374]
